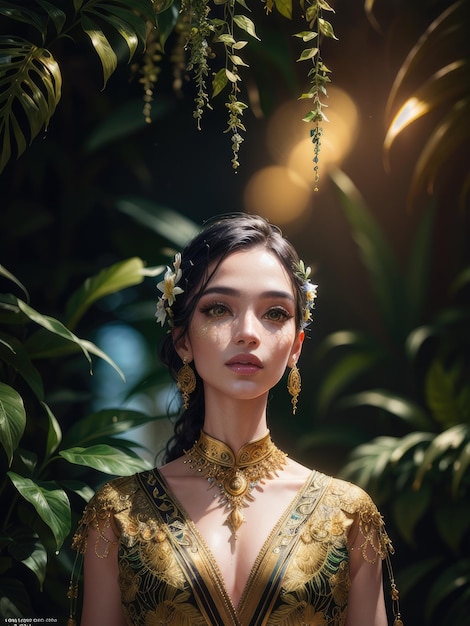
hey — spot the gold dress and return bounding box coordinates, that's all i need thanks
[72,469,392,626]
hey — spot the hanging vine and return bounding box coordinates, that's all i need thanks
[0,0,337,179]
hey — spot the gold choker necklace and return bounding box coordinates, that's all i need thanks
[184,431,287,539]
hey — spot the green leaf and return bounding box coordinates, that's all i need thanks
[0,383,26,466]
[414,424,470,489]
[63,408,161,447]
[156,2,179,48]
[425,559,470,621]
[65,257,146,330]
[114,197,199,247]
[296,48,318,62]
[426,359,464,427]
[453,441,470,496]
[80,15,117,86]
[405,203,435,327]
[60,445,152,475]
[43,402,62,458]
[0,265,28,300]
[434,501,470,553]
[0,37,61,174]
[7,533,47,590]
[318,18,338,40]
[330,168,409,342]
[35,0,67,33]
[0,333,44,399]
[317,352,384,414]
[15,298,92,368]
[340,390,433,431]
[273,0,292,19]
[233,15,260,40]
[212,68,228,98]
[392,482,432,545]
[7,472,71,550]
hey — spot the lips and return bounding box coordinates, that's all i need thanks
[226,353,263,374]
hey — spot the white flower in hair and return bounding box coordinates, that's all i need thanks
[155,253,184,327]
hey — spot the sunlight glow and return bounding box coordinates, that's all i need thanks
[385,97,429,148]
[243,87,359,223]
[243,165,310,225]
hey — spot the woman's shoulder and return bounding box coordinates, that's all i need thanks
[313,471,381,517]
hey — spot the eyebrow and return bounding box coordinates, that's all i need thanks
[201,286,295,302]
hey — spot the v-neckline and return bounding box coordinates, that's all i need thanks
[151,467,320,622]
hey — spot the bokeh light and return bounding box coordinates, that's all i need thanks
[243,165,311,225]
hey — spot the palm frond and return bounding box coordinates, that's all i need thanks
[0,36,61,172]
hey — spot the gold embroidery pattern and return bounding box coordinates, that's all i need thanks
[72,473,395,626]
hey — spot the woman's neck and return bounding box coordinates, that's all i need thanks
[201,395,269,452]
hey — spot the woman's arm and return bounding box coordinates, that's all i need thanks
[79,523,127,626]
[346,543,388,626]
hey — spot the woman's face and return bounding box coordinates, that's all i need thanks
[176,246,304,405]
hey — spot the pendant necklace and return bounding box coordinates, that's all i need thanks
[184,430,287,539]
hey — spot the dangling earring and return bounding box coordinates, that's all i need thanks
[177,358,196,410]
[287,364,301,415]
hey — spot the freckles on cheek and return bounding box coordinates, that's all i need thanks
[191,322,232,344]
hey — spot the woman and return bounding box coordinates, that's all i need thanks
[71,214,402,626]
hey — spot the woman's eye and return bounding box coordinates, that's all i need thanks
[201,303,230,318]
[265,307,291,322]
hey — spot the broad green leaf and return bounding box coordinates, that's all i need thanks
[0,333,44,400]
[8,534,47,589]
[156,2,179,48]
[7,473,71,550]
[397,556,444,597]
[0,265,28,300]
[0,383,26,466]
[385,61,470,150]
[389,431,434,465]
[425,559,470,622]
[434,502,470,553]
[63,408,161,447]
[60,445,152,475]
[15,298,92,368]
[81,15,117,86]
[426,359,463,427]
[414,424,470,489]
[405,203,435,326]
[453,441,470,496]
[23,328,125,380]
[65,257,146,330]
[330,168,409,342]
[317,352,384,414]
[385,1,467,120]
[114,197,199,247]
[340,390,433,431]
[233,15,260,40]
[392,482,432,545]
[409,97,470,203]
[43,402,62,458]
[35,0,67,32]
[0,37,61,174]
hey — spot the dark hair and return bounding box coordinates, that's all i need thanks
[159,213,307,462]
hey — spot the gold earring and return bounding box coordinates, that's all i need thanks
[177,358,196,410]
[287,364,301,415]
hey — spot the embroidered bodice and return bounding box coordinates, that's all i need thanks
[72,469,392,626]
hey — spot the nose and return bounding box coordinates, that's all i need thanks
[233,310,260,345]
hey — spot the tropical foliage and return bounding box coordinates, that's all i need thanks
[304,169,470,625]
[379,0,470,208]
[0,258,174,617]
[0,0,337,175]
